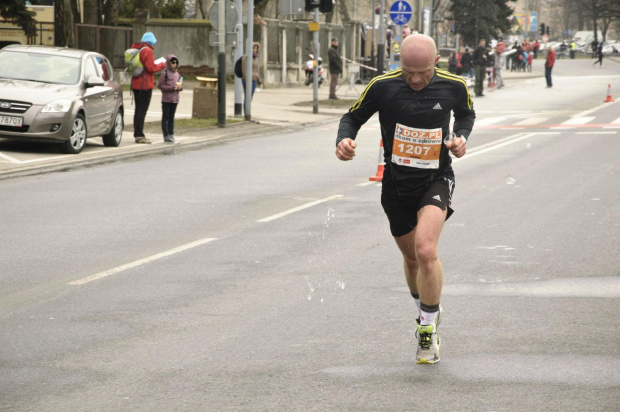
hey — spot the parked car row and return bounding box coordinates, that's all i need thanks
[0,45,123,154]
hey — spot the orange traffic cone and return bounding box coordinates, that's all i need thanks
[369,139,385,182]
[604,84,615,103]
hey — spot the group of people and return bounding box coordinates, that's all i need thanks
[447,39,495,97]
[129,32,263,143]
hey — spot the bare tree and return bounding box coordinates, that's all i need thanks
[195,0,210,19]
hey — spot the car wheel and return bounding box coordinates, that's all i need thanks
[102,110,123,147]
[58,113,87,154]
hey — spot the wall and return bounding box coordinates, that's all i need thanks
[116,17,359,87]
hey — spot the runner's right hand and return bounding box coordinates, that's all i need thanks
[336,138,357,161]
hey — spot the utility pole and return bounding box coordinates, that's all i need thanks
[245,0,254,121]
[312,6,320,113]
[378,0,385,76]
[234,0,244,117]
[217,0,226,127]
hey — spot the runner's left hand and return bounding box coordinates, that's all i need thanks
[446,136,466,158]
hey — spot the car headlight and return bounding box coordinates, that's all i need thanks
[41,99,72,113]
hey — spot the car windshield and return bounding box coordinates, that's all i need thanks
[0,51,80,85]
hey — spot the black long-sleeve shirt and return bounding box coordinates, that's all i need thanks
[336,68,475,194]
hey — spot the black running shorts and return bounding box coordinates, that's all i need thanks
[381,177,455,237]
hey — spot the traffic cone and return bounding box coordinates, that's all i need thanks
[604,84,615,103]
[369,139,385,182]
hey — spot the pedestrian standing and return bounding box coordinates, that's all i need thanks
[461,47,473,78]
[130,32,167,144]
[473,38,487,97]
[447,51,457,74]
[545,46,556,88]
[455,47,463,75]
[335,33,476,365]
[328,38,342,100]
[241,42,263,119]
[494,40,505,89]
[157,55,183,144]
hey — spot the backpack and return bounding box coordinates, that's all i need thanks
[234,57,243,78]
[124,47,146,77]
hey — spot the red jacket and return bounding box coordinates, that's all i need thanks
[545,49,556,68]
[130,42,166,91]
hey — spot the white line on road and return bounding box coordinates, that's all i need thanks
[514,117,550,126]
[452,132,539,162]
[575,131,617,135]
[561,116,595,125]
[257,195,344,223]
[67,237,217,285]
[475,116,508,126]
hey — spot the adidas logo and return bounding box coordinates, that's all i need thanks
[433,195,441,201]
[433,103,442,110]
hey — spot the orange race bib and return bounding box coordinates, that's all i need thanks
[391,124,442,169]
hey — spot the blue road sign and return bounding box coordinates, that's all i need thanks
[389,1,412,26]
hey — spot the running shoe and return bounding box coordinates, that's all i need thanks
[416,307,442,364]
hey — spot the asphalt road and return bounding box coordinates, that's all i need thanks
[0,63,619,411]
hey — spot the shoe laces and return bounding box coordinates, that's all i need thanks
[417,326,434,350]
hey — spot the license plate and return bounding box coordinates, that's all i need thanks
[0,115,23,127]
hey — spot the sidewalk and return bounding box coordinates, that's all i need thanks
[0,64,543,180]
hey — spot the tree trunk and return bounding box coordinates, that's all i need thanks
[80,0,98,51]
[338,0,351,23]
[195,0,210,19]
[101,0,121,63]
[54,0,75,47]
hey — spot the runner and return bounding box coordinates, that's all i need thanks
[334,34,475,364]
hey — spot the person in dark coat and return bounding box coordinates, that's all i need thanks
[472,38,488,97]
[461,47,473,78]
[447,51,457,74]
[328,38,342,99]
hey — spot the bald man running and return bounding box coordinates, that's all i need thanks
[335,34,475,364]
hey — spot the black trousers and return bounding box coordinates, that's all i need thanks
[132,89,152,138]
[161,102,178,137]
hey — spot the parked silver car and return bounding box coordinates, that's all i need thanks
[0,45,123,154]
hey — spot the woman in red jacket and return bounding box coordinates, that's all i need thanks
[545,46,556,88]
[130,32,166,144]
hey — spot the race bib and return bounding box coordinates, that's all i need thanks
[391,124,442,169]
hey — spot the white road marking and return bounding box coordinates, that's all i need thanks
[514,117,550,126]
[257,195,343,222]
[475,116,508,126]
[575,131,617,135]
[561,116,595,125]
[67,237,217,285]
[452,132,540,162]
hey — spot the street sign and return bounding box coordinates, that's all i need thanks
[208,1,239,31]
[208,31,238,47]
[389,1,412,26]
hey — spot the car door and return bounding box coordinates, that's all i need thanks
[82,56,107,136]
[93,55,120,133]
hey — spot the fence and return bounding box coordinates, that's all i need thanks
[0,21,54,47]
[75,24,134,69]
